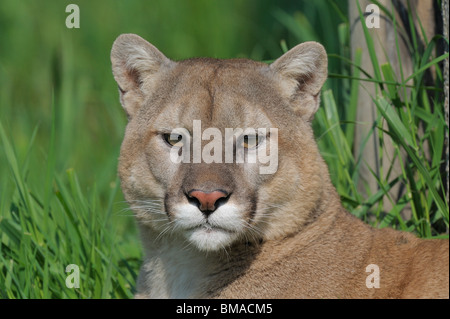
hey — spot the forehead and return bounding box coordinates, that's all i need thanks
[149,58,277,131]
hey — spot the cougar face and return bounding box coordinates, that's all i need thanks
[148,72,269,251]
[112,34,327,252]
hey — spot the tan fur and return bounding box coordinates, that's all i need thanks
[111,34,449,299]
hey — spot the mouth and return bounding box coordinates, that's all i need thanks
[186,222,234,233]
[184,222,239,251]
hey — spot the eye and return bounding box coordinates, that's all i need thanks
[241,135,260,149]
[163,133,184,147]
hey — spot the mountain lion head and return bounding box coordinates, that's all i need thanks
[111,34,328,252]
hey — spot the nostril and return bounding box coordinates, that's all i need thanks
[214,195,229,209]
[187,194,201,209]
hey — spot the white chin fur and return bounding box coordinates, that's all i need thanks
[186,226,239,251]
[173,203,244,251]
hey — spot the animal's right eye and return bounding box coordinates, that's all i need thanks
[241,135,260,149]
[162,133,184,147]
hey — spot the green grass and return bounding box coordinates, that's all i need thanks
[314,0,449,237]
[0,119,139,298]
[0,0,448,298]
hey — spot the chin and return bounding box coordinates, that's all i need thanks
[186,226,239,252]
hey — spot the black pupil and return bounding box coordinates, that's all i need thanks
[244,135,257,146]
[169,134,182,144]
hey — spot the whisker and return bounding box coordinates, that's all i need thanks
[155,221,175,242]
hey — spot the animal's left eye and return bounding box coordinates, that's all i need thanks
[241,135,260,149]
[163,133,184,147]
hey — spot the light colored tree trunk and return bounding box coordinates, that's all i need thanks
[348,0,435,217]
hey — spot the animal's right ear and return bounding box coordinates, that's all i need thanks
[270,42,327,122]
[111,34,173,119]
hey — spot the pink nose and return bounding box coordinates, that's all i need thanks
[188,190,228,214]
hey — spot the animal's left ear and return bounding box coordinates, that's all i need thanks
[111,33,173,119]
[270,42,328,121]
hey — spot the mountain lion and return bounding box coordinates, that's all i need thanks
[111,34,449,298]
